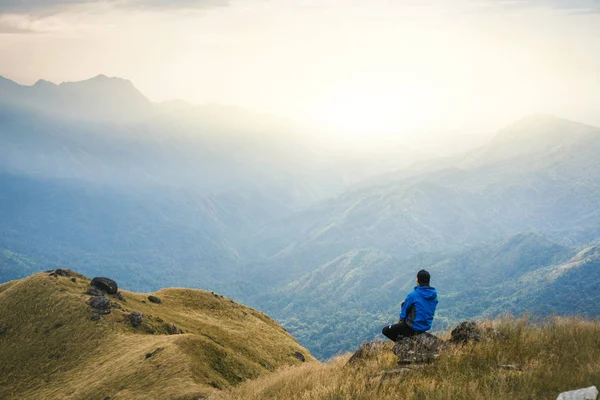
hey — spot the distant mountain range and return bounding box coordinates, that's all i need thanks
[1,74,599,359]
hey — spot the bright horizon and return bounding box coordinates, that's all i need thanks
[1,0,600,142]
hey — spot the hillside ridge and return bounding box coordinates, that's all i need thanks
[0,270,313,400]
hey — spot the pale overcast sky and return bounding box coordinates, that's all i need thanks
[1,0,599,137]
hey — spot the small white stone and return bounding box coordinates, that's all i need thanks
[556,386,598,400]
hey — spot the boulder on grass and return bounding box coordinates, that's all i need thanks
[148,296,161,304]
[557,386,598,400]
[129,312,143,327]
[294,351,306,362]
[87,288,105,297]
[450,321,482,345]
[393,332,445,364]
[88,296,111,311]
[91,277,118,295]
[348,341,387,364]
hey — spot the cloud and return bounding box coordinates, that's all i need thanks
[493,0,600,13]
[0,0,230,15]
[0,14,54,33]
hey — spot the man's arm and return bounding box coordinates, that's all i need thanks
[399,293,414,320]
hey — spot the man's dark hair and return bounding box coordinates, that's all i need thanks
[417,269,430,285]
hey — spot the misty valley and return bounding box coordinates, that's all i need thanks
[1,75,600,361]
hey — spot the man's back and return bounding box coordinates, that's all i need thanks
[383,269,438,342]
[402,285,438,332]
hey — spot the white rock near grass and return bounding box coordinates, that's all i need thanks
[557,386,598,400]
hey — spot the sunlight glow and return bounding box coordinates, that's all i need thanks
[312,83,432,136]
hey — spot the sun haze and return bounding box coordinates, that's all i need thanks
[1,0,599,145]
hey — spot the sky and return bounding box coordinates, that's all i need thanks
[1,0,599,143]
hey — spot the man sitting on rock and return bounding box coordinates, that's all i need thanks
[382,269,438,341]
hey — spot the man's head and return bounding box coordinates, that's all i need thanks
[416,269,430,286]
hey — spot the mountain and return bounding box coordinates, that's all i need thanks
[0,75,421,292]
[247,114,600,282]
[249,232,600,359]
[3,74,600,362]
[0,74,152,122]
[0,270,313,399]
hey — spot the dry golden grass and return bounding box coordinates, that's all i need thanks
[0,271,313,400]
[211,317,600,400]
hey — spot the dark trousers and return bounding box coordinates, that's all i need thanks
[382,321,416,342]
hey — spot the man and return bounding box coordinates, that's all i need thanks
[382,269,438,341]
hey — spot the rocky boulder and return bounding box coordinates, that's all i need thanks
[88,296,111,312]
[557,386,598,400]
[294,351,306,362]
[393,332,445,364]
[129,312,143,327]
[168,323,182,335]
[348,341,387,364]
[87,288,105,297]
[91,277,118,295]
[148,295,161,304]
[450,321,482,345]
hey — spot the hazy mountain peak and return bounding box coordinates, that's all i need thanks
[0,74,152,121]
[493,113,598,143]
[59,74,141,95]
[0,75,21,89]
[33,79,56,88]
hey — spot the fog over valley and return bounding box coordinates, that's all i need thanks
[1,74,600,360]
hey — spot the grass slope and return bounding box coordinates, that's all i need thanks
[212,317,600,400]
[0,271,313,400]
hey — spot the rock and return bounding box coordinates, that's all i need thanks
[0,327,6,335]
[450,321,482,345]
[294,351,306,362]
[90,314,101,321]
[91,277,118,295]
[116,292,125,301]
[87,288,105,297]
[393,332,445,364]
[129,312,143,327]
[168,323,182,335]
[111,302,122,309]
[88,296,111,311]
[557,386,599,400]
[348,341,387,364]
[55,269,71,277]
[148,295,161,304]
[145,348,164,359]
[71,277,77,283]
[48,272,58,278]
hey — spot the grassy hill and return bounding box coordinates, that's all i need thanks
[0,271,313,400]
[211,317,600,400]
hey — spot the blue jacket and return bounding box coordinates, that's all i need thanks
[400,286,438,332]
